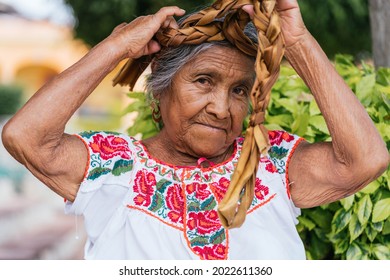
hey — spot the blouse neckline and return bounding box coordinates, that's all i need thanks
[134,137,242,171]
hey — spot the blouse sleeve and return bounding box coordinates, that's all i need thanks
[268,130,305,219]
[65,131,135,217]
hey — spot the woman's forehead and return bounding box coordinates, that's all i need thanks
[182,46,255,76]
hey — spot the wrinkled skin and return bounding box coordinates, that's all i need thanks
[143,46,255,166]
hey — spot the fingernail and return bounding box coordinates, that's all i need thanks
[180,8,186,13]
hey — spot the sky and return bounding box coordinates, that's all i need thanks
[0,0,74,26]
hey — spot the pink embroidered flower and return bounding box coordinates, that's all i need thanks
[193,244,226,260]
[210,177,230,202]
[186,183,211,201]
[268,130,294,146]
[187,210,221,235]
[166,184,184,223]
[133,170,155,207]
[254,178,269,200]
[89,134,130,160]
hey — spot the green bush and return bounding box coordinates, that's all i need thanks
[271,55,390,260]
[125,54,390,259]
[0,85,23,115]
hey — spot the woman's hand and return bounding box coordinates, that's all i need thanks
[274,0,308,48]
[242,0,308,49]
[105,6,185,60]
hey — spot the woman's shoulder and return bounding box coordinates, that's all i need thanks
[266,130,305,173]
[75,131,137,181]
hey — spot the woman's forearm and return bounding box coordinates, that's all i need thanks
[285,33,388,169]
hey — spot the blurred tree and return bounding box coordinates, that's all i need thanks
[64,0,212,47]
[369,0,390,67]
[298,0,371,59]
[66,0,372,58]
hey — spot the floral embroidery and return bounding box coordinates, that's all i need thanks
[80,130,301,260]
[186,183,211,200]
[187,210,221,235]
[254,178,270,200]
[193,243,226,260]
[133,170,155,207]
[89,134,131,160]
[210,177,230,202]
[269,130,294,146]
[79,132,134,180]
[166,184,184,224]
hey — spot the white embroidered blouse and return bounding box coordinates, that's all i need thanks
[65,130,306,260]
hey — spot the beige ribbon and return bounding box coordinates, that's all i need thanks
[113,0,285,228]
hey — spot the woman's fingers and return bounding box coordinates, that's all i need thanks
[242,5,254,19]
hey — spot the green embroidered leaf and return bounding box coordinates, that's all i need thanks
[148,192,163,212]
[201,196,217,211]
[372,244,390,260]
[112,159,133,176]
[79,131,99,139]
[190,236,209,247]
[210,229,225,245]
[349,214,365,243]
[269,146,288,160]
[365,225,378,242]
[156,179,172,193]
[372,198,390,223]
[332,208,352,234]
[346,242,364,260]
[356,195,372,225]
[188,202,200,212]
[87,167,111,180]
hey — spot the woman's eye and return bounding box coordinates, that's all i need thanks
[233,87,247,96]
[196,77,210,85]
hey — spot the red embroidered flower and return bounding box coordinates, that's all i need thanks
[166,184,184,223]
[186,183,211,201]
[193,244,226,260]
[89,134,130,160]
[265,162,277,173]
[254,178,269,200]
[133,170,155,207]
[187,210,221,235]
[268,130,294,146]
[210,177,230,202]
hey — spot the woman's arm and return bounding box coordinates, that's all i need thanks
[276,0,389,207]
[1,7,185,202]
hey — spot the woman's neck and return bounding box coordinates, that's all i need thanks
[141,134,235,167]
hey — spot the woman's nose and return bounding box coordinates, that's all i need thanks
[205,91,230,119]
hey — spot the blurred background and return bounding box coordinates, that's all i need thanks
[0,0,388,259]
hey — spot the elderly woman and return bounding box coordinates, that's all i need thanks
[2,0,388,260]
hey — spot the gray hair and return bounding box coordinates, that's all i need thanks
[145,21,258,100]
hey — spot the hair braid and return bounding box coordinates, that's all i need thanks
[113,0,285,228]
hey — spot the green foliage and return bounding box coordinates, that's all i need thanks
[125,92,160,139]
[125,54,390,259]
[65,0,371,57]
[65,0,212,47]
[0,84,23,115]
[275,55,389,260]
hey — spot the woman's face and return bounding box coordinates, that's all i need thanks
[158,45,255,160]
